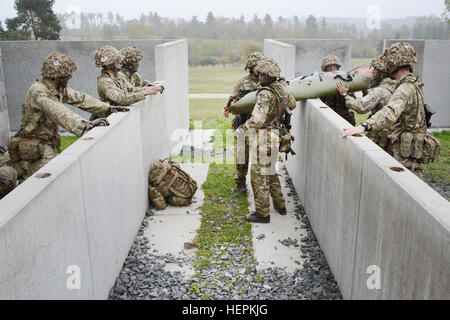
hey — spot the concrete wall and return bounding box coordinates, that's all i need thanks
[0,40,168,131]
[266,39,450,300]
[384,40,450,128]
[0,47,9,146]
[278,39,352,77]
[0,40,188,300]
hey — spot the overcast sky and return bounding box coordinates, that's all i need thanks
[0,0,447,23]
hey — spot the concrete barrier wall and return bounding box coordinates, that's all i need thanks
[0,48,9,146]
[384,40,450,128]
[266,39,450,300]
[0,40,188,300]
[278,39,352,77]
[286,98,450,300]
[0,40,168,131]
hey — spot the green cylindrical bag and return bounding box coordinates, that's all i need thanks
[229,70,374,115]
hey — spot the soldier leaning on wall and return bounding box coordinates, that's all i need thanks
[0,146,17,200]
[224,51,265,194]
[336,53,396,155]
[5,52,126,184]
[320,54,357,126]
[119,46,164,95]
[96,46,157,109]
[342,42,441,177]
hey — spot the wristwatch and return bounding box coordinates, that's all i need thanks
[361,122,371,132]
[342,92,348,97]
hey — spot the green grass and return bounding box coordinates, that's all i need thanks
[189,66,247,94]
[58,136,79,154]
[189,99,231,131]
[189,163,253,298]
[423,131,450,199]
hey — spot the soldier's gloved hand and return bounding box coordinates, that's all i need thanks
[86,118,110,131]
[109,107,130,113]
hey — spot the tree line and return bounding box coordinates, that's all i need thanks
[1,0,449,65]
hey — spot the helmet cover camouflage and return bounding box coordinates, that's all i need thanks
[370,55,388,73]
[41,52,78,79]
[385,42,417,72]
[95,45,121,68]
[255,58,281,78]
[121,46,144,64]
[321,54,342,71]
[0,166,17,199]
[245,51,265,70]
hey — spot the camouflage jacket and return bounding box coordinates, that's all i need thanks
[244,81,296,131]
[232,74,259,96]
[119,69,154,91]
[320,93,356,126]
[346,78,396,115]
[367,73,426,141]
[97,71,146,106]
[19,79,111,140]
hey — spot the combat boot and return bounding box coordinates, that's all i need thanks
[276,207,287,216]
[244,212,270,224]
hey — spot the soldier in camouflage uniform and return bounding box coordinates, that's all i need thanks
[119,46,163,94]
[342,42,441,176]
[337,54,396,154]
[96,46,157,107]
[0,146,17,200]
[236,59,296,223]
[320,54,356,126]
[225,51,264,194]
[7,52,118,182]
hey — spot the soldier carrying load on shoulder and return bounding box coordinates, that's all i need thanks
[336,54,396,154]
[119,46,164,95]
[224,51,265,194]
[6,52,122,184]
[235,58,296,224]
[342,42,441,176]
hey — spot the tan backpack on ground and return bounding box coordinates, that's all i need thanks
[148,159,198,210]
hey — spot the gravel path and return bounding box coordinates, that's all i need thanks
[109,161,342,300]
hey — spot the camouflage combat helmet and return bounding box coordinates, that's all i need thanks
[370,54,388,73]
[321,54,342,71]
[245,51,265,70]
[41,52,78,79]
[95,45,121,68]
[385,42,417,72]
[255,58,281,78]
[0,166,17,199]
[121,46,144,64]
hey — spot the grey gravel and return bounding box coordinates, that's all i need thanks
[109,163,342,301]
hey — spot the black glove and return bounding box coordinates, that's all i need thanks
[109,107,130,113]
[85,118,110,133]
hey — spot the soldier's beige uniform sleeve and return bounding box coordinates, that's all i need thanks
[66,88,111,118]
[244,90,271,130]
[30,87,87,137]
[367,84,412,132]
[98,76,145,106]
[346,87,387,114]
[135,73,154,87]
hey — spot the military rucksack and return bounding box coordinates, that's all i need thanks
[148,159,198,210]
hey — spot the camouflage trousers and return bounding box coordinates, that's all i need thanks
[8,137,55,182]
[369,130,394,156]
[234,136,250,185]
[250,161,286,217]
[392,143,423,177]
